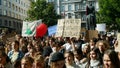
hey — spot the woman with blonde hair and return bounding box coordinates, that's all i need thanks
[96,40,110,64]
[96,40,110,53]
[33,55,45,68]
[21,56,34,68]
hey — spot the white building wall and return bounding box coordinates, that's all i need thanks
[0,0,30,20]
[0,0,30,33]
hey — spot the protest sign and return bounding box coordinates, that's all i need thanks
[96,23,106,32]
[55,19,81,38]
[55,19,65,37]
[86,30,98,42]
[115,33,120,52]
[22,20,42,37]
[48,25,57,36]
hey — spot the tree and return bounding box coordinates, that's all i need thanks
[26,0,61,26]
[98,0,120,31]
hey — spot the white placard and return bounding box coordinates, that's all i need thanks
[96,23,106,32]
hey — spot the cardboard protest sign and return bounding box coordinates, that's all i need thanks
[63,19,81,38]
[55,19,64,37]
[55,19,81,38]
[115,33,120,52]
[86,30,98,42]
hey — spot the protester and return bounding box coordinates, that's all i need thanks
[89,39,96,50]
[81,43,90,58]
[50,52,65,68]
[34,44,43,54]
[24,47,36,59]
[8,40,24,64]
[87,48,102,68]
[19,38,28,54]
[33,55,45,68]
[21,56,34,68]
[14,60,21,68]
[48,41,63,66]
[103,49,120,68]
[73,49,83,67]
[96,40,110,64]
[64,51,79,68]
[15,34,21,41]
[0,50,14,68]
[61,37,73,52]
[0,31,119,68]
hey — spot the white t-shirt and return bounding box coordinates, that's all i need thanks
[63,43,72,52]
[11,52,19,63]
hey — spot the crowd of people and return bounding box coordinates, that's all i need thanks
[0,33,119,68]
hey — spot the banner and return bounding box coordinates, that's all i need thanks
[56,19,81,38]
[48,25,57,36]
[22,20,42,37]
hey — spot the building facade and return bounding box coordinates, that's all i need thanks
[47,0,99,28]
[0,0,30,33]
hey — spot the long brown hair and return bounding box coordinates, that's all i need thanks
[103,49,120,68]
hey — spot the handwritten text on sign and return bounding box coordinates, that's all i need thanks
[56,19,81,38]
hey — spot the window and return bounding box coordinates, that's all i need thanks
[0,19,2,25]
[19,0,20,4]
[21,9,23,13]
[60,0,64,2]
[16,6,18,11]
[75,13,79,18]
[68,4,72,11]
[75,4,79,11]
[12,4,15,10]
[11,12,14,17]
[21,1,23,5]
[0,0,1,5]
[8,2,11,8]
[9,11,11,16]
[9,21,11,26]
[17,22,19,28]
[3,10,7,15]
[4,20,8,26]
[0,9,2,15]
[19,7,20,12]
[48,0,53,2]
[13,21,16,27]
[61,5,65,12]
[24,3,25,7]
[3,0,7,6]
[13,13,15,18]
[81,13,86,21]
[68,13,72,18]
[19,23,22,28]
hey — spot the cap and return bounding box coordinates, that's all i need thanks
[51,52,65,62]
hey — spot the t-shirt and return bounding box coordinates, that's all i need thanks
[11,52,19,63]
[63,43,72,52]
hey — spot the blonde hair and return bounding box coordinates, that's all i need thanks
[34,55,44,63]
[21,56,34,65]
[96,40,110,50]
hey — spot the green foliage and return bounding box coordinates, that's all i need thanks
[26,0,61,26]
[98,0,120,31]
